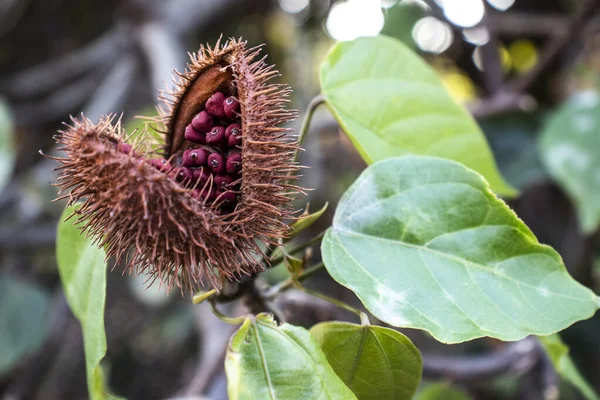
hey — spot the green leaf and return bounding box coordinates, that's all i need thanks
[538,334,599,400]
[0,277,50,375]
[225,314,357,400]
[539,90,600,233]
[415,383,471,400]
[0,98,15,193]
[291,202,329,236]
[321,156,599,343]
[56,206,123,400]
[320,35,516,197]
[310,322,422,400]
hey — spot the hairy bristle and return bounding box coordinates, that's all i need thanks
[51,37,304,293]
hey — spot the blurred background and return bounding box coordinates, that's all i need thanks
[1,0,599,399]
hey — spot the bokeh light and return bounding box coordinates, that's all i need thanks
[487,0,515,11]
[326,0,385,41]
[438,0,485,28]
[509,40,538,73]
[278,0,310,14]
[463,26,490,46]
[412,16,453,53]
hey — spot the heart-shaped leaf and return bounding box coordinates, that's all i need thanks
[322,156,599,343]
[310,322,421,400]
[538,334,599,400]
[320,35,516,197]
[56,206,123,400]
[540,90,600,233]
[225,314,357,400]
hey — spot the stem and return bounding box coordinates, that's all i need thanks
[298,285,370,326]
[270,230,326,265]
[293,94,326,164]
[264,262,325,299]
[192,288,217,304]
[207,298,246,325]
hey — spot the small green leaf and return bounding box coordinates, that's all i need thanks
[320,35,515,197]
[0,277,50,375]
[415,383,471,400]
[540,90,600,233]
[0,98,15,193]
[225,314,357,400]
[283,253,304,276]
[538,334,599,400]
[310,322,422,400]
[322,156,598,343]
[291,202,329,236]
[56,206,123,400]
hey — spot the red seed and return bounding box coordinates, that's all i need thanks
[214,174,234,190]
[191,111,213,133]
[116,143,133,155]
[171,167,193,186]
[225,123,241,139]
[228,133,242,147]
[208,152,225,174]
[224,97,240,119]
[147,158,172,173]
[185,125,207,144]
[201,187,217,202]
[226,152,242,175]
[206,126,226,146]
[192,167,210,183]
[216,190,238,206]
[205,92,226,117]
[182,148,209,167]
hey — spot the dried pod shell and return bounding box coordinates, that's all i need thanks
[50,37,303,293]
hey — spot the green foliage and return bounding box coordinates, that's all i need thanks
[321,156,599,343]
[540,90,600,233]
[291,202,328,236]
[56,206,123,400]
[0,277,50,375]
[320,35,516,197]
[0,98,15,193]
[538,334,599,400]
[225,314,357,400]
[481,114,547,190]
[414,383,472,400]
[310,322,421,400]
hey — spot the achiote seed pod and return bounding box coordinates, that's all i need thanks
[50,38,303,292]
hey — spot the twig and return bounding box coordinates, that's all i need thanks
[509,0,600,94]
[270,229,327,265]
[294,93,326,163]
[179,302,238,396]
[84,54,139,122]
[422,336,540,382]
[264,262,325,299]
[0,26,128,99]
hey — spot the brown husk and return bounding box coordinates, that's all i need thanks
[51,37,303,293]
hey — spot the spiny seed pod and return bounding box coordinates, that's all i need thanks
[49,37,303,292]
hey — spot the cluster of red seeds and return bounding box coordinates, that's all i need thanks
[118,91,242,211]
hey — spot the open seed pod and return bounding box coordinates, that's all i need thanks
[51,38,303,292]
